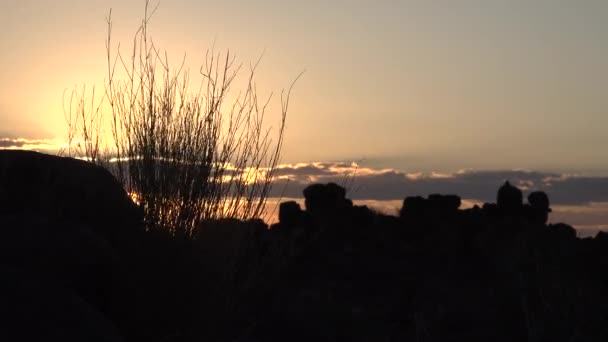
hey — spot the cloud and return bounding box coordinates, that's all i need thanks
[268,162,608,205]
[0,138,44,148]
[0,137,61,152]
[274,163,338,177]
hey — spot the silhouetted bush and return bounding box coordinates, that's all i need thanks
[61,1,300,236]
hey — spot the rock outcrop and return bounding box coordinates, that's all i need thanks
[2,151,608,342]
[0,151,143,341]
[251,181,608,342]
[0,150,141,242]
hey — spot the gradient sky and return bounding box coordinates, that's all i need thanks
[1,0,607,174]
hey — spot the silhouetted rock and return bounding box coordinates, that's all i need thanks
[303,183,326,212]
[528,191,550,211]
[326,182,346,202]
[0,151,142,339]
[303,182,349,219]
[528,191,551,224]
[550,222,577,239]
[497,181,523,215]
[279,201,303,227]
[595,231,608,241]
[229,182,608,341]
[1,152,605,342]
[482,202,500,217]
[427,194,461,213]
[400,196,426,218]
[0,150,142,243]
[351,204,375,228]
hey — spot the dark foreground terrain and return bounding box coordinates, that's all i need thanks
[1,150,608,342]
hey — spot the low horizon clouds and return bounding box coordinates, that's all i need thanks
[269,162,608,234]
[2,143,607,207]
[0,138,61,151]
[0,148,606,233]
[270,162,608,206]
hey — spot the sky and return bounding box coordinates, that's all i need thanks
[1,0,608,232]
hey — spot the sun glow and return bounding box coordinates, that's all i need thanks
[129,192,141,206]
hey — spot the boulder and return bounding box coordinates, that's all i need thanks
[527,191,551,225]
[303,182,348,215]
[0,151,142,335]
[0,150,142,243]
[427,194,462,213]
[400,196,426,218]
[279,201,303,227]
[550,223,577,240]
[497,181,523,215]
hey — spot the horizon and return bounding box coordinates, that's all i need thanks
[2,1,607,233]
[4,148,608,236]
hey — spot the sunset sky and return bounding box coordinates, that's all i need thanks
[1,0,608,232]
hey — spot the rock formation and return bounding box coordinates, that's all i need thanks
[2,151,608,342]
[0,151,143,341]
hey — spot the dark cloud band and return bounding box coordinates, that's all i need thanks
[269,162,608,205]
[0,138,54,148]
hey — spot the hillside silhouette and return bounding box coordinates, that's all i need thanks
[2,150,608,341]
